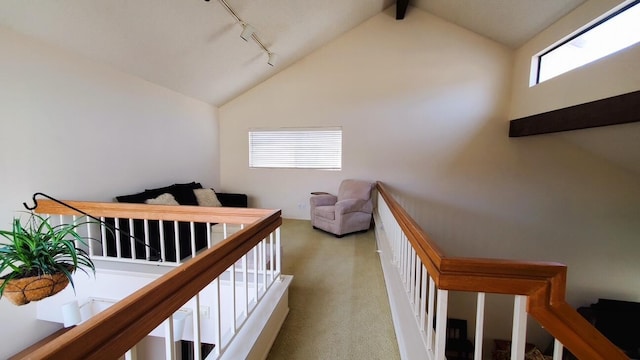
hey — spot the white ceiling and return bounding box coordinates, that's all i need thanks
[0,0,585,107]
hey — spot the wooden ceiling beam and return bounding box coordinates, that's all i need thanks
[396,0,409,20]
[509,90,640,137]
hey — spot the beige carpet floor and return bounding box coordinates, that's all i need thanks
[267,219,400,360]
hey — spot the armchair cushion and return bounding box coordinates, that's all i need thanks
[338,180,373,201]
[336,198,373,214]
[314,206,336,220]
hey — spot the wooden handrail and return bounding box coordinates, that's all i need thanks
[35,199,267,224]
[15,201,282,359]
[376,182,628,360]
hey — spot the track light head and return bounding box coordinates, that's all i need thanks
[206,0,275,67]
[267,52,277,66]
[240,24,255,41]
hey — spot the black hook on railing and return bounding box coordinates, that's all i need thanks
[23,192,42,211]
[24,192,162,262]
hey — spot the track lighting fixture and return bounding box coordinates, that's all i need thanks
[267,52,277,67]
[205,0,277,66]
[240,23,255,41]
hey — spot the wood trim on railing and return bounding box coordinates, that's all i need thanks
[376,182,628,360]
[17,202,282,359]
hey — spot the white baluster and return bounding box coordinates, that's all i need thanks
[434,289,449,360]
[475,292,486,360]
[231,263,237,332]
[115,218,122,259]
[420,265,427,332]
[553,339,564,360]
[190,222,196,258]
[275,227,281,276]
[144,219,151,260]
[511,295,528,360]
[164,314,176,360]
[427,277,436,351]
[100,217,107,257]
[173,220,179,261]
[192,295,202,360]
[214,278,222,356]
[128,218,135,259]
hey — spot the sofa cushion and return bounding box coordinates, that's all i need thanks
[194,188,222,207]
[115,190,151,204]
[216,192,248,207]
[145,182,202,205]
[314,205,336,220]
[115,182,202,205]
[145,193,180,205]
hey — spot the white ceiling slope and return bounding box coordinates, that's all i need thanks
[412,0,585,48]
[0,0,584,107]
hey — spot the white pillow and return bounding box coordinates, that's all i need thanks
[194,188,222,207]
[145,193,179,205]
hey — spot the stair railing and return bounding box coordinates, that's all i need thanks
[375,181,627,360]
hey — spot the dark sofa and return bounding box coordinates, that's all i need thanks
[105,182,247,262]
[575,298,640,359]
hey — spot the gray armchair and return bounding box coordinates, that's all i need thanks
[310,179,374,237]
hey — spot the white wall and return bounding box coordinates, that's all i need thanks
[220,5,640,352]
[0,27,219,358]
[220,7,513,218]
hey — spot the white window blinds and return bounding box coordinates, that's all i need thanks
[249,128,342,169]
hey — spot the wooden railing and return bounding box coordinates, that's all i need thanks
[375,182,627,360]
[14,200,282,359]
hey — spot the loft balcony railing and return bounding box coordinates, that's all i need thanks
[10,183,628,359]
[10,199,286,360]
[374,181,628,360]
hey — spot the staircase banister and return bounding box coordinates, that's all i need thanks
[15,202,282,359]
[375,181,629,360]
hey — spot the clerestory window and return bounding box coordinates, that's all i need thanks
[534,0,640,85]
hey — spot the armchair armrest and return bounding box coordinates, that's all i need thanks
[335,198,373,214]
[310,194,337,207]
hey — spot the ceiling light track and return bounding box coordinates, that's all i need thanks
[205,0,276,66]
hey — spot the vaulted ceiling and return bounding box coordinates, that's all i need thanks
[0,0,585,107]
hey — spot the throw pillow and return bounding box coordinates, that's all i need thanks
[145,193,180,206]
[146,182,202,205]
[525,348,547,360]
[194,188,222,207]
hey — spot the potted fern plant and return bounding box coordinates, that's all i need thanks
[0,213,96,305]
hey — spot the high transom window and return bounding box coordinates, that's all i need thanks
[249,128,342,170]
[534,0,640,84]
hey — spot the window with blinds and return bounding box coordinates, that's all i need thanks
[249,128,342,169]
